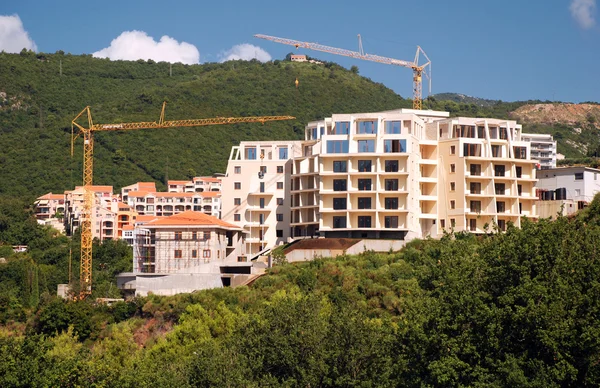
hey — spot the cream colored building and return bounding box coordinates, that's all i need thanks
[125,191,221,218]
[221,140,304,257]
[430,117,538,233]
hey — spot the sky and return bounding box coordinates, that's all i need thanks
[0,0,598,103]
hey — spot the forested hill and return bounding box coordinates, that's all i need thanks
[0,51,407,199]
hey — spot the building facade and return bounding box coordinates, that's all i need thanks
[221,140,304,257]
[521,133,557,169]
[536,166,600,203]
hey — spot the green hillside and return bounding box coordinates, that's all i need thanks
[0,51,408,199]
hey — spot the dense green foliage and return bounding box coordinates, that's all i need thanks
[3,198,600,386]
[0,51,407,199]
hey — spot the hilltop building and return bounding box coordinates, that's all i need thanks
[221,109,540,253]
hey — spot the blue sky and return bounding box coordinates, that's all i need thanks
[1,0,599,103]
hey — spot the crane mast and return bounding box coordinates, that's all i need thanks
[71,102,294,297]
[254,34,431,110]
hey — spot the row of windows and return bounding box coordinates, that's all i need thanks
[174,231,211,241]
[244,147,289,160]
[332,178,401,191]
[233,198,285,206]
[332,215,399,229]
[174,249,212,258]
[332,197,400,210]
[234,165,285,174]
[333,160,401,173]
[330,121,402,136]
[326,139,407,154]
[234,182,284,190]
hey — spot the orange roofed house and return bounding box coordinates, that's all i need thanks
[117,210,250,296]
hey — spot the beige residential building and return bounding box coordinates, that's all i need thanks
[222,109,542,254]
[121,182,156,203]
[429,117,538,233]
[64,185,118,241]
[221,140,304,257]
[125,191,221,218]
[34,193,66,232]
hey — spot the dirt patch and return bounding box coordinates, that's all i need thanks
[510,103,600,129]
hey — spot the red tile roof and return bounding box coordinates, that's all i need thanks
[168,180,189,185]
[37,193,64,200]
[145,211,238,229]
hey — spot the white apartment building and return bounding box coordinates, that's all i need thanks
[521,133,557,169]
[536,166,600,202]
[221,140,304,257]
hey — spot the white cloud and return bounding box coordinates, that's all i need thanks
[570,0,597,29]
[0,14,37,53]
[93,31,199,64]
[218,43,271,62]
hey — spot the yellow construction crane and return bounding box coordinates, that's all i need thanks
[255,34,431,110]
[71,102,295,297]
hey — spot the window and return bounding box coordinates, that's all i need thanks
[234,182,241,190]
[259,198,265,209]
[463,143,482,157]
[518,184,523,196]
[358,197,371,209]
[516,166,522,178]
[333,216,347,228]
[450,182,456,191]
[494,165,505,177]
[384,139,406,153]
[358,179,372,191]
[498,219,506,231]
[513,146,526,159]
[497,201,506,213]
[357,216,372,228]
[384,120,401,134]
[279,147,288,160]
[470,164,481,176]
[385,160,398,172]
[334,121,350,135]
[203,231,211,240]
[575,189,581,197]
[311,128,317,140]
[333,198,347,210]
[450,145,456,155]
[277,182,284,189]
[174,250,182,258]
[203,250,211,258]
[246,147,257,160]
[357,120,377,134]
[470,201,482,213]
[234,166,241,174]
[385,179,398,191]
[450,200,455,209]
[174,231,182,241]
[451,218,456,227]
[276,213,284,221]
[469,219,476,232]
[260,182,265,193]
[491,145,501,158]
[277,166,284,173]
[450,164,456,173]
[327,140,349,153]
[385,216,398,228]
[260,165,267,174]
[333,161,347,172]
[234,198,241,206]
[234,213,241,221]
[495,183,505,195]
[440,219,446,228]
[277,198,284,205]
[276,230,283,238]
[358,140,375,153]
[333,179,347,191]
[358,160,372,172]
[192,250,197,258]
[385,197,398,209]
[575,172,584,180]
[470,182,481,194]
[259,214,265,224]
